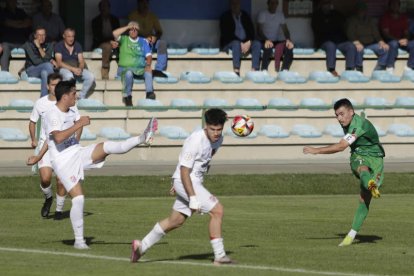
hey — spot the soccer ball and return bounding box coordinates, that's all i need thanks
[231,115,254,137]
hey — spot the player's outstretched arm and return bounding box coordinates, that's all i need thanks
[303,139,349,155]
[51,116,90,144]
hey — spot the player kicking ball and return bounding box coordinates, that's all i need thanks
[27,79,158,249]
[303,98,384,247]
[131,108,234,265]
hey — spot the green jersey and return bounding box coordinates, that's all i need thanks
[342,113,385,157]
[118,35,151,71]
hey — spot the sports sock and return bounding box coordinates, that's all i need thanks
[347,229,357,239]
[70,195,85,243]
[351,201,370,232]
[359,170,371,190]
[55,194,66,212]
[103,136,143,154]
[40,184,52,199]
[141,223,165,253]
[210,238,226,260]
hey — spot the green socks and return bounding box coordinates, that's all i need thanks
[351,201,370,232]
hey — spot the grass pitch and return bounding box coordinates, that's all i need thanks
[0,174,413,276]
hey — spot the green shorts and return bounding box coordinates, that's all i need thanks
[350,153,384,188]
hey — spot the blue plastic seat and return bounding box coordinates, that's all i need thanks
[245,71,276,83]
[170,98,199,111]
[154,71,179,84]
[340,70,370,83]
[267,98,298,110]
[259,124,289,138]
[11,48,25,55]
[190,43,220,55]
[9,99,34,113]
[77,99,107,112]
[293,48,315,55]
[235,98,263,110]
[277,71,307,83]
[309,71,339,83]
[0,71,19,84]
[299,98,329,110]
[363,48,375,55]
[394,97,414,108]
[159,126,189,139]
[371,70,401,83]
[291,124,322,138]
[136,99,166,112]
[402,68,414,81]
[213,71,243,83]
[398,49,408,56]
[0,127,28,141]
[180,71,211,83]
[80,127,97,141]
[20,71,41,84]
[93,48,103,54]
[387,123,414,137]
[323,124,344,137]
[99,127,131,140]
[225,127,257,138]
[374,125,387,137]
[363,97,392,109]
[203,98,230,108]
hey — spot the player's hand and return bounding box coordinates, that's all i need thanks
[77,116,90,127]
[169,185,176,196]
[303,146,318,155]
[189,196,201,212]
[26,155,40,166]
[31,140,37,148]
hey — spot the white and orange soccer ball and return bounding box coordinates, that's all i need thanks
[231,115,254,137]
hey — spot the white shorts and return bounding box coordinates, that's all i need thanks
[172,178,219,217]
[52,144,105,192]
[35,140,52,169]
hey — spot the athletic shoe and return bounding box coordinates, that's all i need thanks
[368,179,380,198]
[213,255,234,265]
[338,235,354,247]
[41,197,53,218]
[143,117,158,145]
[74,240,90,250]
[54,211,63,220]
[146,92,156,100]
[130,240,143,263]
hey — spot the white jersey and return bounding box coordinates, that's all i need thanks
[29,95,57,144]
[172,129,223,180]
[257,10,286,41]
[43,105,81,162]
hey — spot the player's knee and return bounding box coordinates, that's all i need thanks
[40,178,51,187]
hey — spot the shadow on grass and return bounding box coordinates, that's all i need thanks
[44,211,93,220]
[307,233,383,244]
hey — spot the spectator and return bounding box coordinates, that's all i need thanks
[219,0,261,76]
[380,0,414,72]
[92,0,120,80]
[113,22,155,106]
[346,1,389,73]
[257,0,294,72]
[54,28,95,99]
[0,0,32,72]
[32,0,65,43]
[312,0,357,76]
[22,27,55,97]
[128,0,168,77]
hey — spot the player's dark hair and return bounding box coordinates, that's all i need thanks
[47,72,62,84]
[204,108,227,126]
[334,98,354,111]
[55,79,76,101]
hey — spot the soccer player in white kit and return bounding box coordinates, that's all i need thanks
[27,79,158,249]
[131,108,234,265]
[28,73,67,219]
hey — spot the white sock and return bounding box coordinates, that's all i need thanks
[103,136,143,154]
[55,194,66,212]
[141,223,165,253]
[40,184,52,199]
[348,229,357,239]
[210,238,226,260]
[70,195,85,243]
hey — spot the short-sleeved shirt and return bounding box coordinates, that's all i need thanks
[54,40,83,66]
[172,129,223,180]
[118,35,151,69]
[342,113,385,157]
[30,95,57,143]
[43,105,81,162]
[380,12,409,40]
[257,10,286,41]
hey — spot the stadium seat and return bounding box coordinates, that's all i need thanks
[258,124,289,138]
[299,98,330,110]
[80,127,97,141]
[93,48,103,54]
[308,71,339,83]
[363,48,375,55]
[398,49,408,55]
[340,70,370,83]
[387,123,414,137]
[371,70,401,83]
[11,48,25,55]
[277,71,307,83]
[225,127,257,139]
[0,127,28,141]
[291,124,322,138]
[374,125,387,137]
[170,98,199,111]
[394,97,414,108]
[203,98,230,108]
[0,71,19,84]
[154,71,179,84]
[167,43,188,55]
[245,71,276,83]
[293,48,315,55]
[99,127,131,140]
[180,71,211,83]
[136,99,166,112]
[323,124,344,137]
[363,97,392,109]
[190,43,220,55]
[77,99,107,112]
[402,67,414,81]
[267,98,298,110]
[159,126,190,139]
[331,97,358,107]
[20,71,41,84]
[213,71,243,83]
[9,99,34,113]
[235,98,263,110]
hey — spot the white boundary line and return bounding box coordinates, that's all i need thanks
[0,247,385,276]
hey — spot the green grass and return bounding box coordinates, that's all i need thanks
[0,174,414,275]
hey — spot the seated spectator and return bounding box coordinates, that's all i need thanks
[54,28,95,99]
[220,0,261,76]
[128,0,168,77]
[380,0,414,72]
[113,22,155,106]
[92,0,120,80]
[346,1,389,72]
[0,0,32,72]
[312,0,357,76]
[22,27,55,97]
[257,0,294,72]
[32,0,65,43]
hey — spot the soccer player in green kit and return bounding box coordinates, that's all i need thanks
[303,98,384,246]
